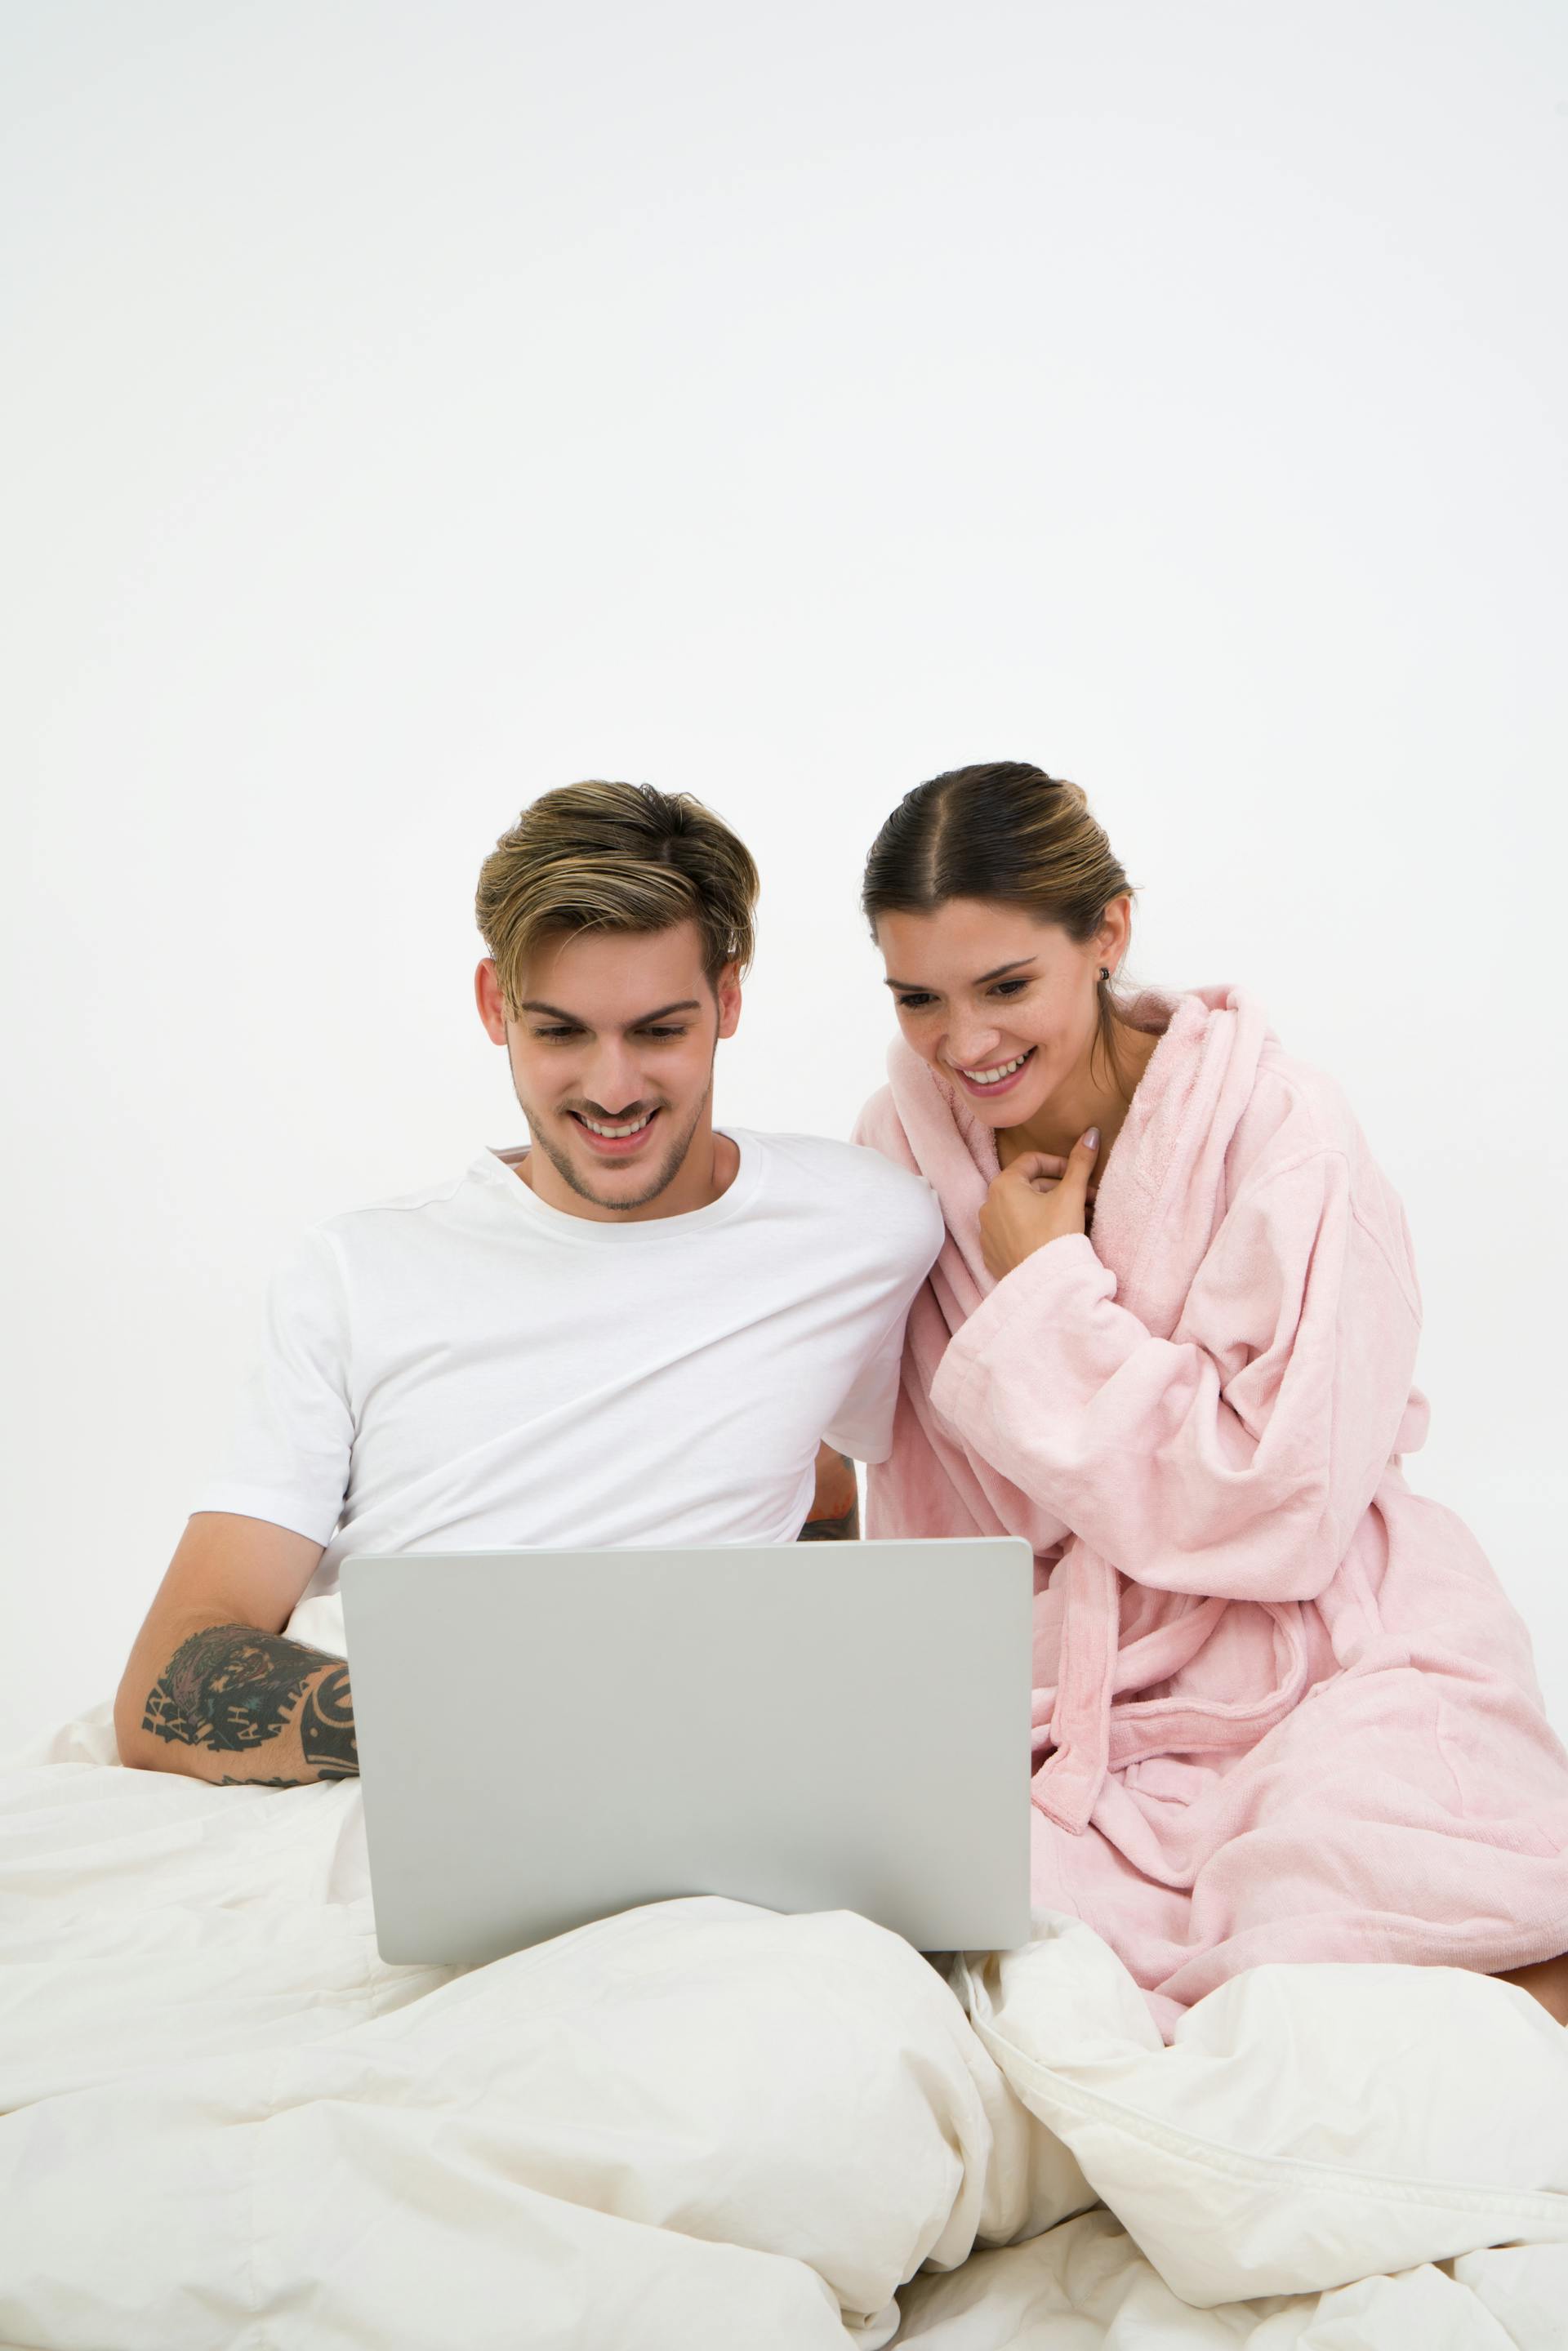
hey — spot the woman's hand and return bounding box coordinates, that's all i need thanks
[979,1129,1100,1280]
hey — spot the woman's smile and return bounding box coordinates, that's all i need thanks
[949,1045,1036,1098]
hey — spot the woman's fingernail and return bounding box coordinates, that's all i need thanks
[1082,1127,1100,1151]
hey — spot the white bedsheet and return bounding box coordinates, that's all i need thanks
[2,1707,1564,2349]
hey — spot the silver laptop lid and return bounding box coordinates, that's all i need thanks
[341,1538,1033,1965]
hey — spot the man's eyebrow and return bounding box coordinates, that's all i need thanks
[519,999,704,1025]
[881,958,1038,991]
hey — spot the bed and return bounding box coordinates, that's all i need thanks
[2,1705,1563,2348]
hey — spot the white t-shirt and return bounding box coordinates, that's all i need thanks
[190,1128,944,1651]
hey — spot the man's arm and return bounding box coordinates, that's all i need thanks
[798,1443,860,1543]
[114,1512,356,1783]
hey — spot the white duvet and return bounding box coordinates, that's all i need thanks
[2,1709,1565,2349]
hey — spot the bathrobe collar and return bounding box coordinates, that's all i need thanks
[884,982,1276,1339]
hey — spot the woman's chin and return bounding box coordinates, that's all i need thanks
[971,1089,1046,1132]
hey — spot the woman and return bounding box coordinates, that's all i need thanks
[853,759,1568,2038]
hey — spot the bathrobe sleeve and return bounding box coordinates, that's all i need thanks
[929,1147,1423,1604]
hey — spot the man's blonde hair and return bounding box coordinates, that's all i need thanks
[475,781,760,1020]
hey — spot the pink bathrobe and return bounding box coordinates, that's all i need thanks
[855,982,1568,2036]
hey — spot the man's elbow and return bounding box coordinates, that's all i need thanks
[112,1672,160,1771]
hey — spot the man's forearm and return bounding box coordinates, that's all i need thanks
[799,1449,860,1543]
[129,1620,358,1783]
[128,1455,849,1784]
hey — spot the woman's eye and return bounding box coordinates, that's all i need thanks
[991,980,1027,998]
[896,994,936,1011]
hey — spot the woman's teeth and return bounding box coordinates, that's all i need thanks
[578,1110,655,1138]
[959,1051,1032,1087]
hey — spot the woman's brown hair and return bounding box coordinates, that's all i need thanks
[861,759,1144,1098]
[475,781,760,1020]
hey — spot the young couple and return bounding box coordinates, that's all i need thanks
[114,760,1568,2037]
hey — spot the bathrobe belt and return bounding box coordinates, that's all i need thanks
[1030,1543,1313,1834]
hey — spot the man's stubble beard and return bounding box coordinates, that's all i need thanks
[523,1073,715,1213]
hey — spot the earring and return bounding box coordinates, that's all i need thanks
[1098,966,1110,982]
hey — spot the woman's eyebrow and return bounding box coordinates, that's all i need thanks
[882,958,1038,991]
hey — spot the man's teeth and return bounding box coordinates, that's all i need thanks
[579,1110,656,1138]
[960,1052,1031,1087]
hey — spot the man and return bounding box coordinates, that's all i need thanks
[114,781,943,1786]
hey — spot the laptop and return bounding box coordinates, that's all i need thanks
[340,1538,1033,1966]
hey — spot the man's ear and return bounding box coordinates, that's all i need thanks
[474,959,510,1046]
[713,960,743,1040]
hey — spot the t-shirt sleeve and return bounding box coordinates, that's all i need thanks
[187,1226,354,1546]
[822,1174,944,1464]
[822,1303,909,1465]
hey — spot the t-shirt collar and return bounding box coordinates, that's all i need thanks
[472,1127,762,1241]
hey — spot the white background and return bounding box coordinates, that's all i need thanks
[3,0,1565,1742]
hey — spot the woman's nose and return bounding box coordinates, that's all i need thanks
[945,1026,1002,1071]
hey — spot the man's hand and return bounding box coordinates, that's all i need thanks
[979,1128,1100,1282]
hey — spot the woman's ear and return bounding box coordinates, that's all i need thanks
[1095,894,1133,974]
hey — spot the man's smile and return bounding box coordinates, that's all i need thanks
[567,1106,662,1155]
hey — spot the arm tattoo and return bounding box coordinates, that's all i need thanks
[142,1623,327,1749]
[142,1623,356,1779]
[297,1663,358,1777]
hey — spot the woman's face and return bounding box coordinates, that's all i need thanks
[875,897,1121,1129]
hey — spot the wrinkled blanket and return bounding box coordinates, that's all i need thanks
[1,1706,1565,2347]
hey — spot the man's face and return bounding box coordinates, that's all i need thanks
[475,919,742,1218]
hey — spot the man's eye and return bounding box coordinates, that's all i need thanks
[532,1027,579,1040]
[642,1026,688,1040]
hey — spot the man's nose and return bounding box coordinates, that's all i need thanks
[580,1040,644,1113]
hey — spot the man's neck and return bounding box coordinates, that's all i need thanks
[519,1122,742,1222]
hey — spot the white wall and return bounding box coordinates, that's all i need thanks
[4,0,1565,1741]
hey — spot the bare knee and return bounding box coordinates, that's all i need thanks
[1495,1952,1568,2025]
